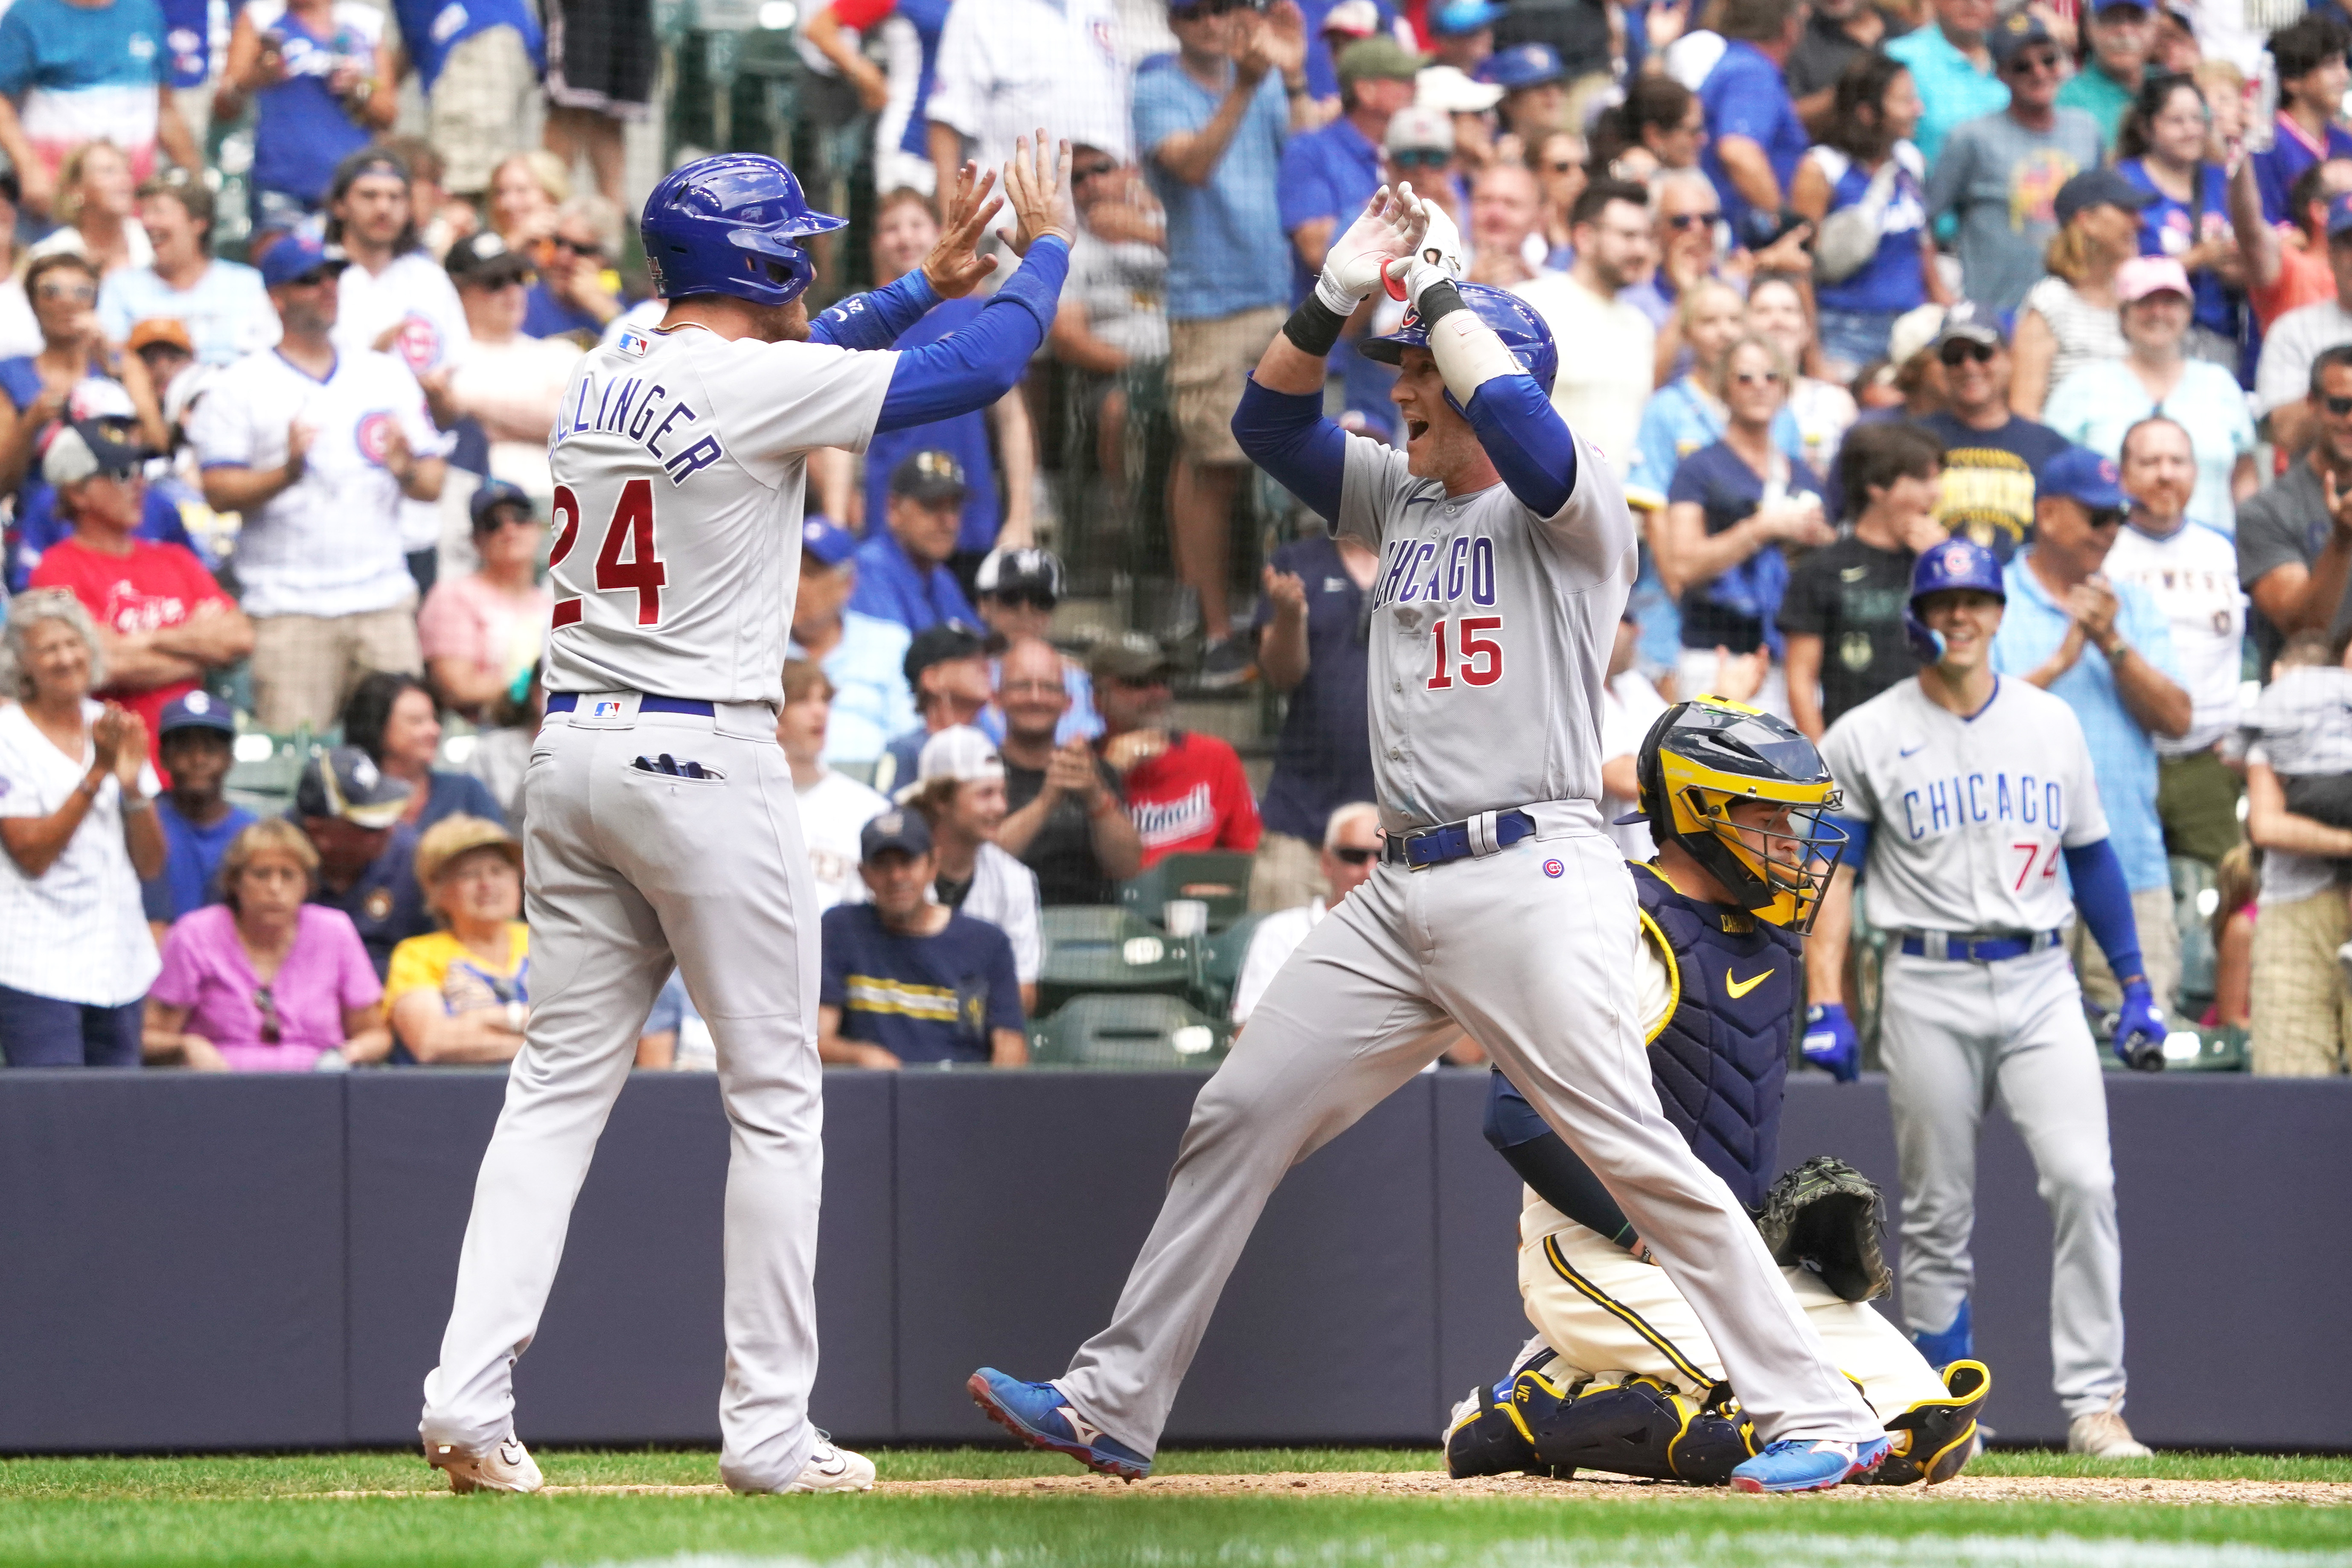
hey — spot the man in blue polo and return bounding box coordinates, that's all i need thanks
[1991,446,2192,1011]
[850,450,982,636]
[1885,0,2008,169]
[1279,35,1421,301]
[1697,0,1810,249]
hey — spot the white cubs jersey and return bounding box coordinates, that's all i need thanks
[1334,429,1636,829]
[544,325,898,705]
[1820,675,2108,934]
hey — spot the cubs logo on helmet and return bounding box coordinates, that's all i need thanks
[1359,281,1560,397]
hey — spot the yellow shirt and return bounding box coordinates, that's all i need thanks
[385,925,531,1015]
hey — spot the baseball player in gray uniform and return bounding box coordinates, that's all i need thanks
[416,139,1077,1495]
[969,187,1893,1493]
[1805,536,2165,1459]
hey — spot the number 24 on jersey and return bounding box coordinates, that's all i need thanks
[550,480,669,628]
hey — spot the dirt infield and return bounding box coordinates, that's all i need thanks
[320,1472,2352,1506]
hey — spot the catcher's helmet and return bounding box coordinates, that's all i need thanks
[1360,282,1559,396]
[640,154,846,308]
[1903,534,2006,662]
[1630,696,1847,931]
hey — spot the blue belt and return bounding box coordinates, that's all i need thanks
[1898,929,2064,963]
[547,693,717,717]
[1382,809,1538,870]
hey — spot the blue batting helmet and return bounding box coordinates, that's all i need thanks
[1904,535,2006,662]
[640,154,846,307]
[1360,282,1559,396]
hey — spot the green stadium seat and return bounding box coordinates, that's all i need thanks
[1193,910,1266,1021]
[1037,905,1199,1015]
[1118,850,1255,931]
[1030,993,1227,1069]
[2171,855,2219,1019]
[224,727,316,817]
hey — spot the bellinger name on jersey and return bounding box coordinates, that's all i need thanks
[550,368,728,486]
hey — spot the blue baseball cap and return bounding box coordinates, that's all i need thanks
[860,807,934,863]
[1986,9,2056,67]
[1477,41,1563,90]
[1430,0,1505,35]
[801,515,859,567]
[257,231,348,289]
[158,689,236,738]
[469,478,533,532]
[2037,445,2129,512]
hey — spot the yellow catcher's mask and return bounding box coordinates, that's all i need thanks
[1629,696,1847,932]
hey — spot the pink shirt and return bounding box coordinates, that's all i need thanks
[416,570,554,695]
[149,904,383,1071]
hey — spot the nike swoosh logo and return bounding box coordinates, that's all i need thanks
[1726,967,1774,999]
[1899,744,1925,757]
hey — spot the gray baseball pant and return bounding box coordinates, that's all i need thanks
[1879,945,2128,1420]
[1054,804,1884,1453]
[419,695,827,1492]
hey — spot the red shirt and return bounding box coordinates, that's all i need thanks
[2251,230,2337,333]
[1118,730,1262,864]
[31,535,234,767]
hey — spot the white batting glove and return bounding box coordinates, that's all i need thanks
[1315,183,1426,317]
[1383,190,1466,311]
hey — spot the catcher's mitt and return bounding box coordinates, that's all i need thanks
[1755,1155,1892,1303]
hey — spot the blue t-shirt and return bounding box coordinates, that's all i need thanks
[2118,157,2239,341]
[1811,144,1929,317]
[2251,113,2352,227]
[0,0,169,142]
[1251,533,1374,843]
[97,259,277,366]
[416,770,506,832]
[1698,39,1808,244]
[846,526,979,633]
[248,6,377,202]
[159,0,221,87]
[387,0,541,92]
[892,0,949,156]
[1664,439,1825,657]
[1276,113,1380,303]
[1132,52,1291,321]
[820,902,1023,1064]
[521,280,608,340]
[140,795,256,922]
[863,296,999,557]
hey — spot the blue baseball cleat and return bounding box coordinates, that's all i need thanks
[1730,1434,1892,1493]
[966,1368,1153,1482]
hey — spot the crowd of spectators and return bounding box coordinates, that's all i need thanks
[16,0,2352,1076]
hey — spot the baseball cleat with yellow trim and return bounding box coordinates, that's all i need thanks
[424,1434,544,1494]
[967,1368,1152,1481]
[1729,1433,1891,1493]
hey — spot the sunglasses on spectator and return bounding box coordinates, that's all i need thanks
[255,985,282,1045]
[1939,341,1997,366]
[1170,0,1241,19]
[987,588,1058,610]
[2085,507,2127,530]
[1392,149,1451,169]
[2008,49,2061,75]
[1665,211,1718,230]
[1732,369,1785,386]
[35,281,95,303]
[1330,845,1377,865]
[551,236,604,259]
[2323,393,2352,416]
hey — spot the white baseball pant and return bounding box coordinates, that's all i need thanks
[419,694,828,1492]
[1053,803,1885,1454]
[1879,945,2128,1420]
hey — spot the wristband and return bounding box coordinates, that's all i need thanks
[1415,278,1469,329]
[121,792,151,814]
[1284,292,1351,358]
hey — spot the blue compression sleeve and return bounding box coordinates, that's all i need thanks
[1231,375,1346,523]
[2063,838,2145,981]
[874,236,1068,431]
[1462,374,1577,518]
[808,268,940,351]
[1824,814,1872,875]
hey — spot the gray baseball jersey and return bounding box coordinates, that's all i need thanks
[1820,675,2107,933]
[1335,431,1638,829]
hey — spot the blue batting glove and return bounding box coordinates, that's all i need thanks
[2113,980,2167,1072]
[1802,1003,1859,1082]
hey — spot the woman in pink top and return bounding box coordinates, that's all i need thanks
[144,818,390,1070]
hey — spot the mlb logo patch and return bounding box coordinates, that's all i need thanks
[616,327,652,358]
[593,700,625,719]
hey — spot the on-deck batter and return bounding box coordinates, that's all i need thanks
[416,140,1079,1495]
[967,186,1894,1495]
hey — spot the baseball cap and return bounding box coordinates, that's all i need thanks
[801,515,860,567]
[2053,167,2157,227]
[1429,0,1505,35]
[905,725,1007,799]
[2037,445,2129,512]
[158,689,236,739]
[860,807,934,862]
[1986,9,2056,67]
[1931,300,2006,351]
[469,477,533,532]
[258,230,347,289]
[127,317,192,355]
[902,619,989,687]
[1089,630,1179,684]
[1321,0,1379,37]
[890,448,968,502]
[1477,41,1564,90]
[1384,104,1455,155]
[294,745,413,829]
[2116,254,2192,303]
[41,419,148,486]
[413,813,522,891]
[974,545,1065,602]
[2088,0,2152,12]
[1337,35,1428,85]
[1418,63,1505,113]
[445,230,535,288]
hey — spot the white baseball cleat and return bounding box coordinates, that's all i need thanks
[780,1437,876,1493]
[2067,1396,2153,1459]
[424,1434,545,1494]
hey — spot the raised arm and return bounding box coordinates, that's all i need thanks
[808,163,1002,350]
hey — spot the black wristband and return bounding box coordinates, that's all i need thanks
[1281,293,1350,358]
[1415,278,1467,329]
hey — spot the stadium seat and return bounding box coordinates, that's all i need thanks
[1117,851,1255,931]
[1037,906,1200,1015]
[1192,911,1266,1021]
[1029,992,1227,1069]
[224,727,317,817]
[2171,855,2219,1021]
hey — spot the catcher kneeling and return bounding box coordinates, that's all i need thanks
[1446,698,1988,1488]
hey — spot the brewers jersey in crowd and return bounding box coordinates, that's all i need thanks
[1819,675,2107,930]
[543,324,899,701]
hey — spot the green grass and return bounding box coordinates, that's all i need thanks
[0,1449,2345,1568]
